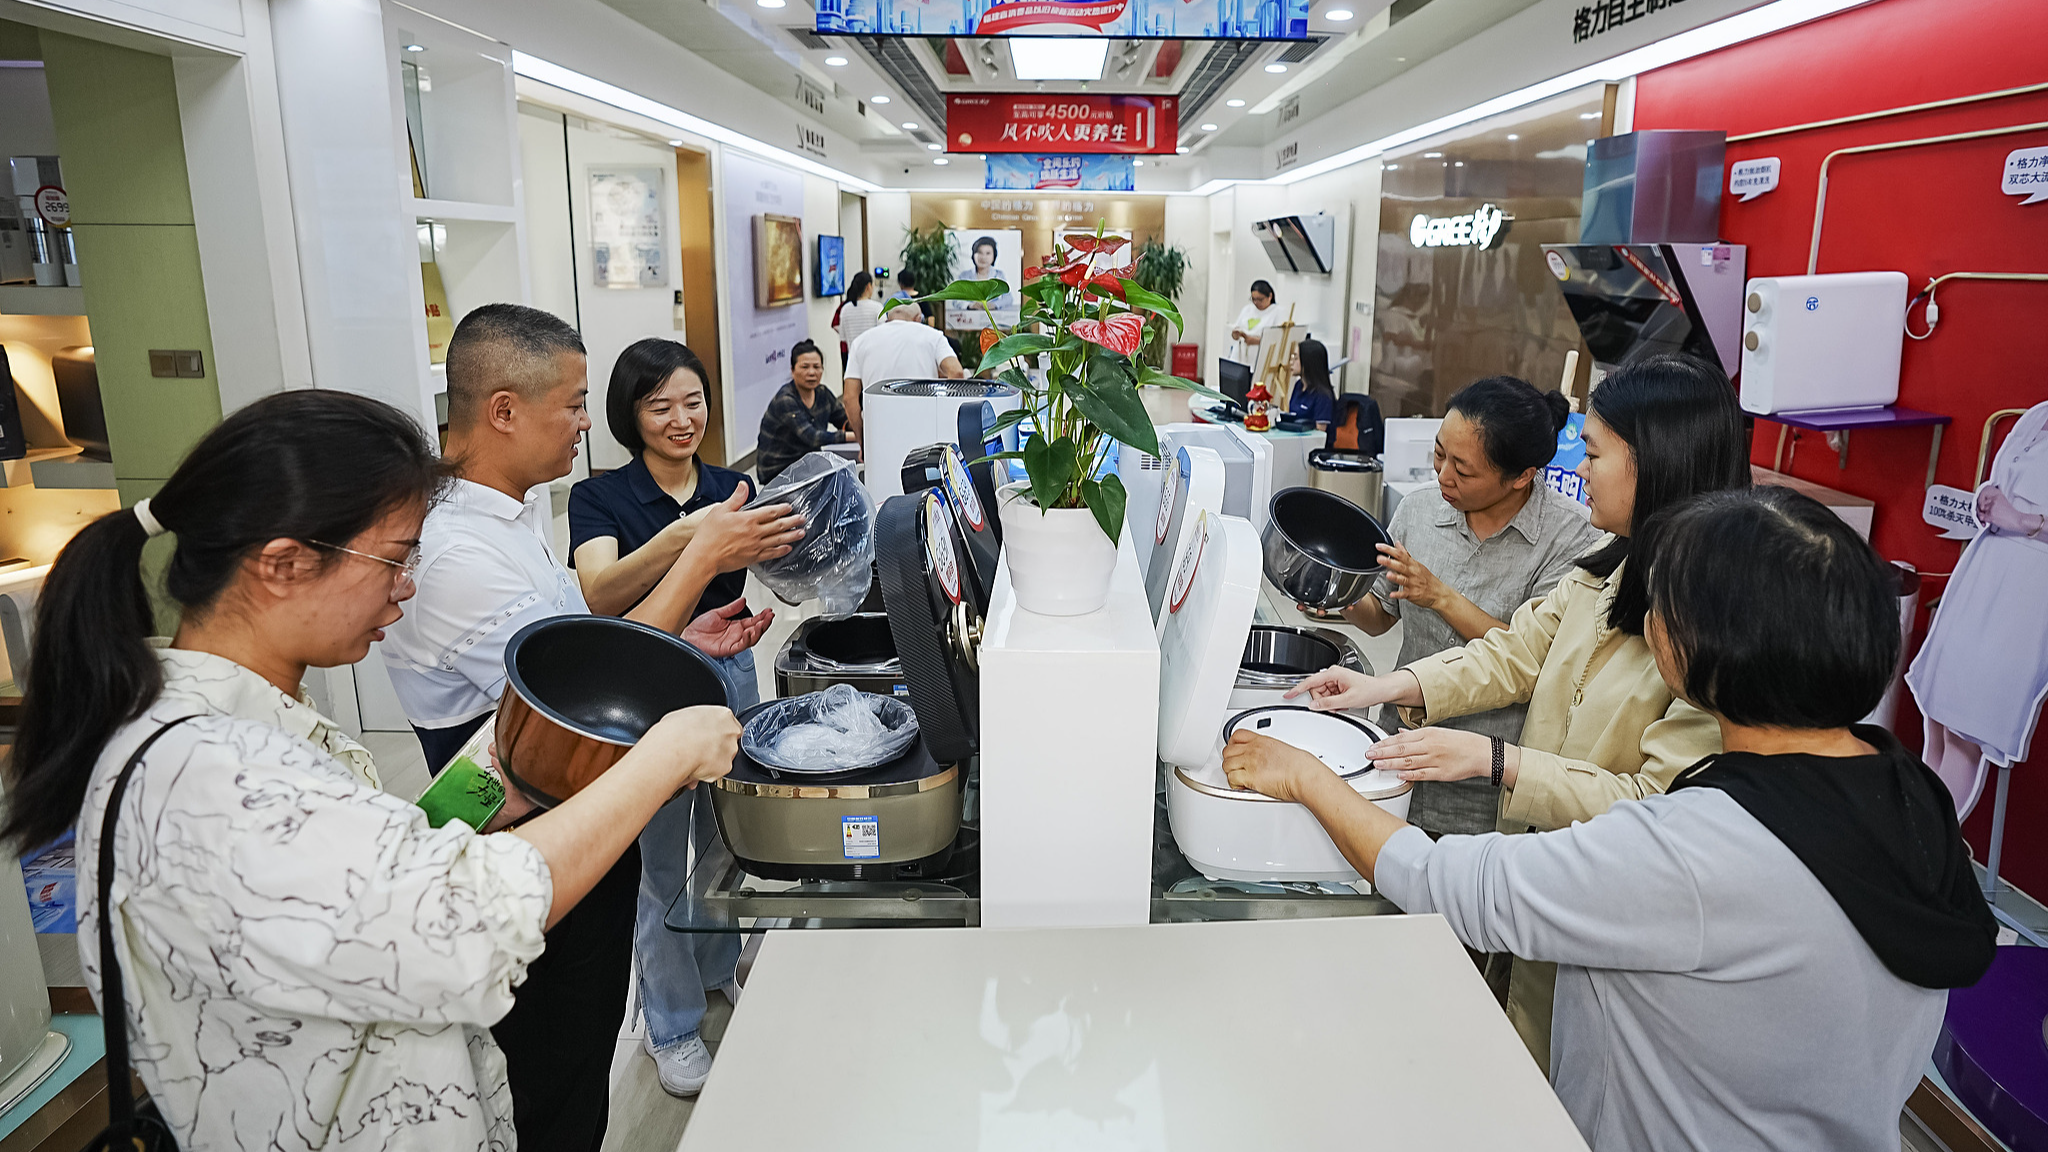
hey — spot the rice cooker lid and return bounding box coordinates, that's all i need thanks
[1155,510,1263,767]
[1143,444,1228,625]
[1225,706,1403,789]
[875,490,980,763]
[901,442,997,614]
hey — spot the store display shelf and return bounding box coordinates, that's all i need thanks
[0,285,86,316]
[0,446,82,489]
[1758,404,1953,486]
[409,197,517,224]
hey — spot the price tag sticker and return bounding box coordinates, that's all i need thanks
[1168,510,1208,614]
[925,492,963,604]
[941,446,986,530]
[842,815,880,859]
[1156,444,1180,545]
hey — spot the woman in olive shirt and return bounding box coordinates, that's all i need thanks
[1291,353,1749,1065]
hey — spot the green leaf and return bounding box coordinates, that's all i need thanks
[1081,473,1127,544]
[1139,364,1229,403]
[987,407,1031,435]
[1067,357,1160,457]
[1022,435,1078,511]
[970,450,1026,465]
[998,366,1031,393]
[909,277,1013,305]
[1118,280,1184,335]
[979,332,1055,373]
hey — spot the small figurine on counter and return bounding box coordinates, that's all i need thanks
[1244,378,1273,431]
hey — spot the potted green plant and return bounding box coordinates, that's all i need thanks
[898,224,957,323]
[886,226,1220,615]
[1131,239,1189,372]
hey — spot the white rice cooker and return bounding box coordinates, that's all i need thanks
[1153,501,1410,884]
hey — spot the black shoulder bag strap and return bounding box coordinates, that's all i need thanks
[87,715,197,1152]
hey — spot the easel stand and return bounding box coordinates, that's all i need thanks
[1256,306,1300,408]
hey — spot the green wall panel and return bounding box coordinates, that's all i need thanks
[37,32,194,227]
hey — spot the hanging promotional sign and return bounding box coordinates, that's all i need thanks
[950,94,1176,155]
[818,0,1306,38]
[985,153,1135,191]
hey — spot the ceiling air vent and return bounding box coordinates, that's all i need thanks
[1274,36,1327,64]
[788,28,836,50]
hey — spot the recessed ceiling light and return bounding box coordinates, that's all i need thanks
[927,143,942,150]
[873,95,891,104]
[902,121,919,130]
[1133,159,1144,166]
[1453,161,1464,167]
[1176,145,1190,153]
[1506,133,1520,140]
[1226,98,1246,108]
[1265,62,1288,73]
[757,0,785,7]
[824,55,848,66]
[1201,123,1218,131]
[1384,162,1398,169]
[1326,7,1353,18]
[1579,112,1600,119]
[1395,56,1407,62]
[403,43,425,52]
[1011,37,1109,81]
[933,157,950,165]
[669,139,684,146]
[1423,151,1441,158]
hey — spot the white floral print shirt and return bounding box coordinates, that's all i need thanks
[76,647,552,1151]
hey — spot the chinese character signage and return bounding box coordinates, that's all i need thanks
[949,94,1176,155]
[818,0,1306,38]
[1571,0,1686,44]
[985,154,1135,191]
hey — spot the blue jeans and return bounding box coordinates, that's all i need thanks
[634,648,757,1047]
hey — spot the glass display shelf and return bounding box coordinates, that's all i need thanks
[666,790,1395,933]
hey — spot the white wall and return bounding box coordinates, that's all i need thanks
[1162,193,1209,376]
[864,191,911,283]
[518,104,579,331]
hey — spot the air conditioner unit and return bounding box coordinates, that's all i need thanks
[1251,214,1335,275]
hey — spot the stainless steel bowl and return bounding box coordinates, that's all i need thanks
[1236,624,1365,689]
[1260,486,1391,610]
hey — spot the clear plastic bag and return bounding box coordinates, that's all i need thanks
[748,452,875,615]
[741,683,920,773]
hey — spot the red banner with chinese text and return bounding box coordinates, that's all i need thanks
[947,94,1177,155]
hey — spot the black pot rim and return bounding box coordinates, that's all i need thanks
[502,613,724,748]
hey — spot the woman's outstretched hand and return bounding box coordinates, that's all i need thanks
[1367,727,1518,785]
[681,597,774,657]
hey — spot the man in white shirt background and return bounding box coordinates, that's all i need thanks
[840,298,965,439]
[382,304,802,1147]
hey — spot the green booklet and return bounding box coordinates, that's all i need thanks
[414,718,506,832]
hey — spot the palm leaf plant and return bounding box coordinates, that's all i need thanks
[883,224,1223,544]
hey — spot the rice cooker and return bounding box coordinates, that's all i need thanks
[1154,504,1409,884]
[774,613,908,699]
[711,489,979,881]
[900,441,999,615]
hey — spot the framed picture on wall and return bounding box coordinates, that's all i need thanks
[589,167,668,289]
[816,234,846,298]
[754,213,805,308]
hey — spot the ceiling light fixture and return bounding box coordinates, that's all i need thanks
[1265,62,1288,73]
[902,121,919,130]
[824,55,848,66]
[757,0,786,7]
[1176,145,1190,153]
[403,43,425,52]
[934,157,950,165]
[927,143,942,150]
[872,95,891,104]
[669,139,684,146]
[1010,37,1110,81]
[1326,7,1354,18]
[1506,133,1519,140]
[1133,159,1144,166]
[1226,98,1246,108]
[1201,123,1218,131]
[1579,111,1600,119]
[1422,151,1441,157]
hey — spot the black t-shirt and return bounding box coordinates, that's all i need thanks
[566,455,751,621]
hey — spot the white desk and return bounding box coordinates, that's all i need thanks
[681,917,1589,1152]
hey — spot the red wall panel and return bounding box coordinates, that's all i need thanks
[1633,0,2048,895]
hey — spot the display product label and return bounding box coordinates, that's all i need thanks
[32,186,68,228]
[1729,157,1780,203]
[925,492,964,604]
[2003,146,2048,205]
[941,447,986,530]
[1546,250,1571,281]
[842,815,880,859]
[1922,484,1982,540]
[1168,511,1208,615]
[1156,444,1180,545]
[948,94,1176,155]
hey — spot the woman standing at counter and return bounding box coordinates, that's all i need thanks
[0,392,739,1150]
[1232,486,1996,1152]
[1336,376,1605,836]
[1289,352,1747,1063]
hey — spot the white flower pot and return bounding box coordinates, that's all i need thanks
[997,482,1119,616]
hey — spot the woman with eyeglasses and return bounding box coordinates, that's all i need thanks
[0,391,739,1151]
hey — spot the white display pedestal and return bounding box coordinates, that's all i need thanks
[978,531,1160,929]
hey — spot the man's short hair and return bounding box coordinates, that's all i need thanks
[445,303,586,426]
[1646,486,1900,729]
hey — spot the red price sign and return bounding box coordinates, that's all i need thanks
[948,94,1177,155]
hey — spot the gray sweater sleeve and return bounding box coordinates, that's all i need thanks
[1375,804,1708,973]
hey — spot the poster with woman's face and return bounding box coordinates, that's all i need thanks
[946,229,1022,329]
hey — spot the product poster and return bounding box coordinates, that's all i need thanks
[818,0,1307,39]
[945,228,1024,329]
[588,167,667,289]
[985,154,1135,192]
[950,94,1176,155]
[817,234,847,297]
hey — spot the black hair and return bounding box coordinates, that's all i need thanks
[972,236,998,260]
[445,303,586,426]
[845,269,873,306]
[790,339,825,370]
[1250,279,1275,301]
[1295,338,1334,398]
[1445,375,1571,477]
[1647,487,1898,728]
[606,337,710,456]
[1576,352,1750,635]
[897,268,917,291]
[1,392,442,852]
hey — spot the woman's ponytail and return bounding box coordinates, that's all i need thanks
[2,508,162,850]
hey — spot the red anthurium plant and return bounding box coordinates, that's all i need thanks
[883,223,1221,543]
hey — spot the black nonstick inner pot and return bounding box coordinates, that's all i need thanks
[1270,488,1389,570]
[806,614,899,666]
[508,616,727,742]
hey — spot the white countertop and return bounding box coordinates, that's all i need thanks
[681,916,1589,1151]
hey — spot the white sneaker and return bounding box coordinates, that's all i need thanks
[642,1031,713,1098]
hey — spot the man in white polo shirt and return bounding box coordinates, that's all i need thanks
[382,304,801,1149]
[840,297,966,437]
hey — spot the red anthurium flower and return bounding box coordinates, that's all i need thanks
[1064,234,1103,253]
[1023,265,1045,281]
[1095,236,1129,256]
[1056,260,1091,287]
[1086,273,1127,299]
[979,327,1001,354]
[1069,312,1145,356]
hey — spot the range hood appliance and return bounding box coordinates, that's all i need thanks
[1251,214,1335,275]
[1544,131,1743,373]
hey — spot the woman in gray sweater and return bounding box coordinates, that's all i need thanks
[1227,486,1995,1152]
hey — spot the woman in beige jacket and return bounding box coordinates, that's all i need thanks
[1290,353,1750,1068]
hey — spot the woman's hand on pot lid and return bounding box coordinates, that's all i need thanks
[682,597,774,656]
[1221,730,1327,803]
[635,705,743,792]
[1367,727,1515,785]
[1284,666,1377,711]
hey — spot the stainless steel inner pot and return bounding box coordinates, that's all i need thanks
[1235,625,1366,689]
[1260,487,1390,611]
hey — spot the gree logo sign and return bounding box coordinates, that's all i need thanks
[1409,203,1509,249]
[796,125,828,158]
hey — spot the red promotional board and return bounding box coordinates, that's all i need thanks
[947,94,1177,154]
